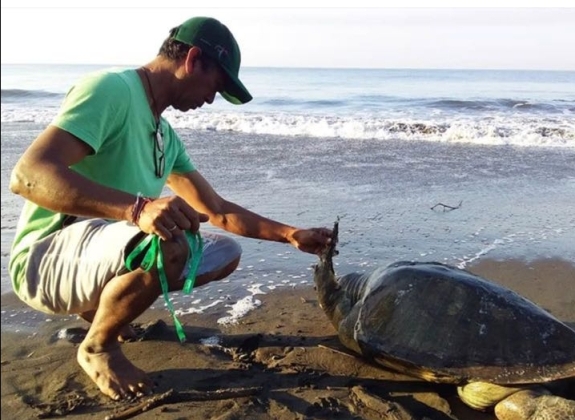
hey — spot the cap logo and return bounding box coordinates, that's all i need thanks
[215,45,229,60]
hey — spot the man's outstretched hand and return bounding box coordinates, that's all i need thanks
[289,227,332,255]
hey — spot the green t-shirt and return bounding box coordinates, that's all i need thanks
[9,68,196,293]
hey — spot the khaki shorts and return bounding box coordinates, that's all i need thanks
[18,219,242,315]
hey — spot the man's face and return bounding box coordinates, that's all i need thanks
[177,58,226,112]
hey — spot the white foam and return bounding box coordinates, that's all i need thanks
[169,110,575,149]
[217,295,262,326]
[456,239,504,269]
[200,335,222,346]
[176,298,225,316]
[247,283,266,295]
[3,106,574,149]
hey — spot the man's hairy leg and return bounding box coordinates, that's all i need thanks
[77,238,189,400]
[77,269,160,400]
[78,310,138,342]
[78,252,240,344]
[77,236,241,400]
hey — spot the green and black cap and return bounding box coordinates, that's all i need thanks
[173,16,252,105]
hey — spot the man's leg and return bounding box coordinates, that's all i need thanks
[79,231,241,342]
[78,252,240,342]
[78,311,139,342]
[19,220,242,400]
[77,233,241,400]
[77,235,189,400]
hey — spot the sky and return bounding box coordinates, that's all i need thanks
[2,1,574,71]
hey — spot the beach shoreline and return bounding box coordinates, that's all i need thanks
[3,51,574,420]
[2,257,574,420]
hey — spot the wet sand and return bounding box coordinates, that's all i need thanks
[1,257,574,420]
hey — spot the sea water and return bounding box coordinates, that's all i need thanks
[2,64,574,330]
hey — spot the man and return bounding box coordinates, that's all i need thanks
[9,16,331,401]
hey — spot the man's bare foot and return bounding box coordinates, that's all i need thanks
[77,340,153,400]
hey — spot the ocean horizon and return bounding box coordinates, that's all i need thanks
[3,63,574,149]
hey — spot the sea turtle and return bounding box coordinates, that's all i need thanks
[314,221,575,420]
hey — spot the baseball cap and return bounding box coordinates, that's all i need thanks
[173,17,252,105]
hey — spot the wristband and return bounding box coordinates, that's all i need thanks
[131,192,153,225]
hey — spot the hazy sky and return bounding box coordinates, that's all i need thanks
[2,2,574,70]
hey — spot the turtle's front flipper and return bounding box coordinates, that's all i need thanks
[494,388,575,420]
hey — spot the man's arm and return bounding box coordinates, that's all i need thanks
[10,125,135,221]
[166,170,331,254]
[10,126,206,240]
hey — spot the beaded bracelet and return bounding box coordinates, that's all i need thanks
[131,192,153,225]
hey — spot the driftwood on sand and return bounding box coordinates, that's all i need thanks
[104,386,263,420]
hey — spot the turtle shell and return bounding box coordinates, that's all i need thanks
[339,261,575,385]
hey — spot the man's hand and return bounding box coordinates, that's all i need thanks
[289,227,332,255]
[136,196,209,241]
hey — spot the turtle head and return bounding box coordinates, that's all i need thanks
[319,218,339,273]
[314,219,349,328]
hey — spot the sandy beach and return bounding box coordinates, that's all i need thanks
[2,63,574,420]
[2,257,574,420]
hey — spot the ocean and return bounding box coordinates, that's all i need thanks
[1,64,574,332]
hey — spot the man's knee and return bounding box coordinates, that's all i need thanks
[198,235,242,276]
[218,255,241,280]
[160,233,243,288]
[159,234,190,280]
